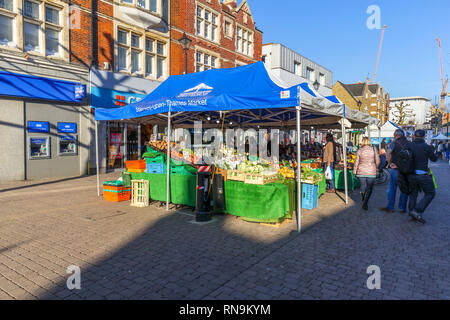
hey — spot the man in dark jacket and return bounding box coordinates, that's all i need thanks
[407,130,438,223]
[380,129,409,213]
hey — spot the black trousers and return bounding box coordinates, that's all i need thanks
[359,177,375,206]
[407,174,436,214]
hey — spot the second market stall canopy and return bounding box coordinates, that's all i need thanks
[94,62,373,232]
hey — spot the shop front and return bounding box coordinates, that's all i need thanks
[0,71,88,181]
[89,68,163,172]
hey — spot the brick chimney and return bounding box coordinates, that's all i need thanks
[223,0,237,9]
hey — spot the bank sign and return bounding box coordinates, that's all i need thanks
[90,86,146,109]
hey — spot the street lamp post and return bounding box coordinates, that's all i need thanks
[313,79,320,92]
[178,32,192,74]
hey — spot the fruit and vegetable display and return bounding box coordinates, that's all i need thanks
[278,160,296,179]
[301,167,323,184]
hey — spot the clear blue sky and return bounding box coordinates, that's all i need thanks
[248,0,450,104]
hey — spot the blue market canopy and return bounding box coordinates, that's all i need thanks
[95,62,370,128]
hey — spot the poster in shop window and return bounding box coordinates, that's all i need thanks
[109,133,122,159]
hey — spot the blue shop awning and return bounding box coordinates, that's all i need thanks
[0,71,86,103]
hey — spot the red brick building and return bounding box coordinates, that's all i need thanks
[170,0,263,75]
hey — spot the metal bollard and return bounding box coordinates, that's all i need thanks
[195,171,211,222]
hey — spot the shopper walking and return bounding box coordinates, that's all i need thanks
[323,133,336,193]
[407,130,438,223]
[353,137,380,211]
[380,129,409,214]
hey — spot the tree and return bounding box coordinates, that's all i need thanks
[430,104,442,134]
[391,101,415,126]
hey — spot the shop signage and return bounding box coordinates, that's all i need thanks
[109,133,122,159]
[90,86,146,109]
[74,84,86,99]
[30,138,47,145]
[28,121,49,133]
[60,135,76,141]
[58,122,77,133]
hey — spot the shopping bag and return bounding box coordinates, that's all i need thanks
[325,166,332,180]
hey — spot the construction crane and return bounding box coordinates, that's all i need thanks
[373,25,387,84]
[437,38,448,114]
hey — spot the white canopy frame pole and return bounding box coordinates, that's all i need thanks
[166,109,171,211]
[95,120,100,196]
[138,124,142,159]
[296,86,302,233]
[341,119,348,204]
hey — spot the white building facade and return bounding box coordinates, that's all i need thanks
[389,96,433,129]
[262,43,333,96]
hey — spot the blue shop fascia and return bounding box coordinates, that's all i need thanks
[0,70,89,181]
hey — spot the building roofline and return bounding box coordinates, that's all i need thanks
[335,81,360,104]
[262,43,332,73]
[390,96,431,101]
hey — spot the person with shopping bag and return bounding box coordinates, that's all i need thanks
[323,133,336,193]
[353,137,380,211]
[407,130,438,224]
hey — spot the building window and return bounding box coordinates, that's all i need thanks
[224,20,232,38]
[122,0,158,13]
[0,0,15,48]
[306,67,315,81]
[0,0,67,57]
[319,73,325,86]
[21,1,63,56]
[44,5,62,56]
[118,29,128,70]
[145,37,165,78]
[294,61,301,76]
[236,25,253,57]
[131,33,141,73]
[195,51,217,72]
[196,5,219,42]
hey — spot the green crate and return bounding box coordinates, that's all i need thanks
[142,151,159,158]
[170,165,195,175]
[103,180,123,186]
[146,154,166,164]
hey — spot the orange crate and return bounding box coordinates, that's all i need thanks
[125,160,146,169]
[103,185,131,202]
[127,168,145,173]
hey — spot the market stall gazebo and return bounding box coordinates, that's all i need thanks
[94,62,370,232]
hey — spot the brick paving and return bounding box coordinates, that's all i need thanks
[0,161,449,300]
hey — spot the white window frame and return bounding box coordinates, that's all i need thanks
[195,4,219,43]
[0,0,67,59]
[294,61,301,76]
[116,27,167,80]
[223,18,233,39]
[120,0,161,15]
[306,67,315,81]
[0,0,17,48]
[235,23,253,57]
[319,72,325,86]
[195,50,218,73]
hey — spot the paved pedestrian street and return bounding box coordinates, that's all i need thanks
[0,161,449,300]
